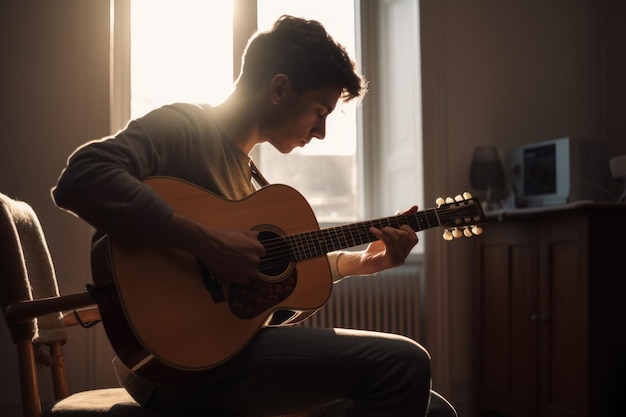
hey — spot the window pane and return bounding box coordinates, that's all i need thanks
[256,1,358,223]
[130,0,233,118]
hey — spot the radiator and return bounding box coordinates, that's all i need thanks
[299,264,422,341]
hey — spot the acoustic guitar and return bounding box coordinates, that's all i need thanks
[90,177,485,384]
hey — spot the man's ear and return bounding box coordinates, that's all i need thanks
[269,74,290,104]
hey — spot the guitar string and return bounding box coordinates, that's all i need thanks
[251,204,480,270]
[259,212,427,253]
[257,204,477,255]
[257,203,477,251]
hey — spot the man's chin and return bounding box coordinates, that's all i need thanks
[271,144,296,154]
[285,142,302,153]
[266,138,301,153]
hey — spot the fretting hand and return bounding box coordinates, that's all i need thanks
[338,206,419,277]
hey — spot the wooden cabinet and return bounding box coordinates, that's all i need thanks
[474,204,626,417]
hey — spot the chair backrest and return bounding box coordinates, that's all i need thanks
[0,192,84,417]
[0,193,67,344]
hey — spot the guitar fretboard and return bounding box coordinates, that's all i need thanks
[285,208,441,261]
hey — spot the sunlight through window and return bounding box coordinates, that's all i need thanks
[130,0,233,118]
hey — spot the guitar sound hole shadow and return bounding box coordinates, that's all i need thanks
[257,228,294,281]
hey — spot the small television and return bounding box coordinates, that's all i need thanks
[510,137,615,207]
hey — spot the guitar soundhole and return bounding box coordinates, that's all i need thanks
[257,229,293,280]
[228,227,297,319]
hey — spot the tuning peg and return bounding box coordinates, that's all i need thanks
[471,225,483,235]
[436,197,445,207]
[454,194,464,202]
[463,191,473,199]
[443,229,453,241]
[445,197,454,204]
[464,228,473,238]
[452,228,463,238]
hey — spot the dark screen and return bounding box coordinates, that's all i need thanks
[524,143,556,195]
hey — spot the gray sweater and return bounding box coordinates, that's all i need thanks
[53,103,255,238]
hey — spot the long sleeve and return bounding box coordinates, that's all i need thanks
[328,251,346,283]
[52,129,173,237]
[52,103,254,238]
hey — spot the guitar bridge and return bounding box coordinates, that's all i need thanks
[197,259,226,303]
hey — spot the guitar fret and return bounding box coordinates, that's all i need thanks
[427,209,440,228]
[358,223,372,246]
[293,233,303,260]
[329,228,338,252]
[298,231,308,259]
[286,235,299,260]
[329,229,338,252]
[341,227,349,249]
[312,232,321,256]
[335,227,349,251]
[422,211,433,229]
[312,231,322,256]
[393,216,402,229]
[412,209,438,231]
[346,224,357,247]
[303,231,314,259]
[320,229,331,255]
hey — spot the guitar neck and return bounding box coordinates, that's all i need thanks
[286,209,440,261]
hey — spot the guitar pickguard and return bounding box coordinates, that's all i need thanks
[228,271,297,319]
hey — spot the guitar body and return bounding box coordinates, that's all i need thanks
[92,177,333,384]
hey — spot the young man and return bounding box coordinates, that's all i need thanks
[53,15,455,417]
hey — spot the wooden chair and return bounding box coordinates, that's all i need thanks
[0,192,209,417]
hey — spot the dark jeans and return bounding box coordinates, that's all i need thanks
[317,390,457,417]
[137,327,445,416]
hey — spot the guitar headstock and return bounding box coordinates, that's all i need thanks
[436,192,485,241]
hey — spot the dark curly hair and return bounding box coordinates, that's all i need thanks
[235,15,367,102]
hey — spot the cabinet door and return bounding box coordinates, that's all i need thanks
[475,222,537,417]
[537,216,588,417]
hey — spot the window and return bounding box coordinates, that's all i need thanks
[129,0,233,117]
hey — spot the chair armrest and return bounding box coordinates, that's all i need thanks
[4,292,97,325]
[62,306,101,327]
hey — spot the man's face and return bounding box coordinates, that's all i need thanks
[261,84,342,154]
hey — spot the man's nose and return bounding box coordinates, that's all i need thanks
[311,118,326,140]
